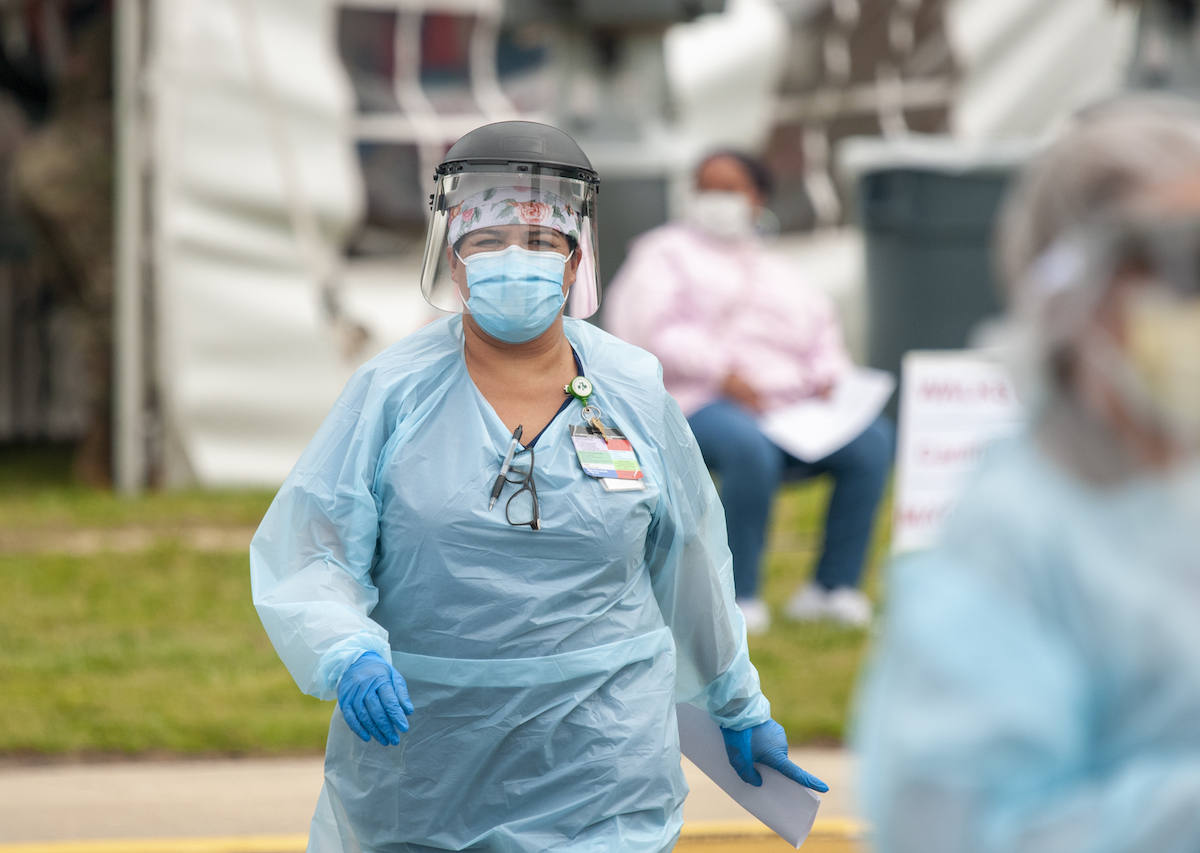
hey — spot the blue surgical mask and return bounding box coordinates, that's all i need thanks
[460,245,571,343]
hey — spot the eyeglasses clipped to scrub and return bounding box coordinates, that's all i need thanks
[487,424,540,531]
[503,446,540,531]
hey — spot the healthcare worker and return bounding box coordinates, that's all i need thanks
[250,121,826,853]
[856,96,1200,853]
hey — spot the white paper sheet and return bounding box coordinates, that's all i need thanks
[758,368,896,463]
[676,703,821,848]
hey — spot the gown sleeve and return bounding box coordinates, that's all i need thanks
[857,554,1200,853]
[644,385,772,731]
[249,367,395,701]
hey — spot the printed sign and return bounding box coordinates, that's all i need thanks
[892,350,1025,554]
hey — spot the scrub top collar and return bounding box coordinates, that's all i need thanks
[523,347,584,451]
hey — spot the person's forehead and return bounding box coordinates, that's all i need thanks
[464,225,564,238]
[1132,172,1200,216]
[697,155,753,184]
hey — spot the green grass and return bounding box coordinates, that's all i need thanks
[749,477,889,745]
[0,544,332,756]
[0,444,315,757]
[0,488,276,530]
[0,444,887,755]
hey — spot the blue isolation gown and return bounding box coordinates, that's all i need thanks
[250,315,771,853]
[856,434,1200,853]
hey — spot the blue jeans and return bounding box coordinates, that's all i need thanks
[689,399,895,599]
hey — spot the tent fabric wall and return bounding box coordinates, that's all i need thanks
[152,0,368,487]
[947,0,1137,141]
[144,0,1141,488]
[664,0,791,154]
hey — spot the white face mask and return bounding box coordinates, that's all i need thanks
[686,191,754,240]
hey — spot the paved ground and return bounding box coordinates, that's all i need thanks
[0,749,856,844]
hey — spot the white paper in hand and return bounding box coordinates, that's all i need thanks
[676,703,821,848]
[759,367,896,463]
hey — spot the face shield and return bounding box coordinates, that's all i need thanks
[1022,214,1200,449]
[420,173,601,322]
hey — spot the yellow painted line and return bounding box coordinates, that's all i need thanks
[681,818,867,839]
[0,820,867,853]
[0,836,308,853]
[808,818,868,837]
[680,821,777,839]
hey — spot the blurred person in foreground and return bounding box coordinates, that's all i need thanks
[857,96,1200,853]
[605,152,894,633]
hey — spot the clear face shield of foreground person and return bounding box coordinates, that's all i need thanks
[1026,211,1200,476]
[855,97,1200,853]
[250,120,824,853]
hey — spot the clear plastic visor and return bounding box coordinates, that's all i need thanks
[1104,215,1200,297]
[1022,214,1200,345]
[419,172,601,318]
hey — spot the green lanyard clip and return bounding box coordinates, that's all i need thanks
[565,375,593,408]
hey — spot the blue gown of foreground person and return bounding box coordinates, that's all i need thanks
[250,315,771,853]
[856,435,1200,853]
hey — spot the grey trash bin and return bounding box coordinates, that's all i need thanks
[841,137,1035,409]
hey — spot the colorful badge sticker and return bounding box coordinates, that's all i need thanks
[569,423,644,481]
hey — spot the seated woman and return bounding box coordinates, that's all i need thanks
[251,122,826,853]
[604,151,893,632]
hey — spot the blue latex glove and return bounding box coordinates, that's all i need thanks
[336,651,414,746]
[722,719,829,791]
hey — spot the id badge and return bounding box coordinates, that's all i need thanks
[569,420,647,491]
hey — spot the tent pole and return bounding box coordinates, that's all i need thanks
[113,0,145,496]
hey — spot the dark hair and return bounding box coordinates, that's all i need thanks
[698,150,774,199]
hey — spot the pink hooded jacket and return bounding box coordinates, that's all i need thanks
[604,222,851,417]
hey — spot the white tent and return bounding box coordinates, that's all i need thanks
[117,0,504,489]
[116,0,794,490]
[112,0,1144,491]
[151,0,369,486]
[947,0,1137,141]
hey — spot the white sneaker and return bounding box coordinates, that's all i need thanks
[736,598,771,636]
[785,583,873,627]
[784,582,828,622]
[825,586,873,627]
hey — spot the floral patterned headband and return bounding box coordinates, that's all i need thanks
[447,186,582,247]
